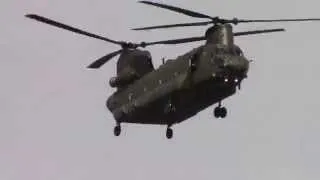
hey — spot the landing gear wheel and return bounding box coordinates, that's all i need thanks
[214,107,220,118]
[220,107,227,118]
[214,106,227,118]
[114,125,121,136]
[166,128,173,139]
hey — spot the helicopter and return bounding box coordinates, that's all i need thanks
[25,1,320,139]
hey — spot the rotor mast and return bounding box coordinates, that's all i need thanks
[205,24,234,46]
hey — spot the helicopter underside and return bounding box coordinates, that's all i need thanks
[116,78,237,125]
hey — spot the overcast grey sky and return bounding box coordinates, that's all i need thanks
[1,0,320,180]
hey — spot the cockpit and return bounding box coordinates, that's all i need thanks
[212,44,249,79]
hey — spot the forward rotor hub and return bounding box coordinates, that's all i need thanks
[120,42,147,49]
[211,17,239,25]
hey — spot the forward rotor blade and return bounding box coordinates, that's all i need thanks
[87,49,123,69]
[132,21,212,30]
[144,36,206,46]
[25,14,122,45]
[132,17,320,30]
[237,18,320,23]
[234,28,285,36]
[143,28,286,46]
[138,1,214,19]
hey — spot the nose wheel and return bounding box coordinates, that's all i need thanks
[164,99,175,139]
[113,123,121,136]
[214,102,227,118]
[166,127,173,139]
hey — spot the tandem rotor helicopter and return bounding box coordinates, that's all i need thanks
[25,1,320,139]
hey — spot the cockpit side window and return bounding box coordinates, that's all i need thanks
[234,46,244,56]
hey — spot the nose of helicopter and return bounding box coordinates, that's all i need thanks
[223,56,249,78]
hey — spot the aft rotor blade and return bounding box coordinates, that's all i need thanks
[144,36,206,46]
[87,49,123,69]
[234,28,285,36]
[132,21,212,30]
[237,18,320,23]
[25,14,122,45]
[138,1,215,19]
